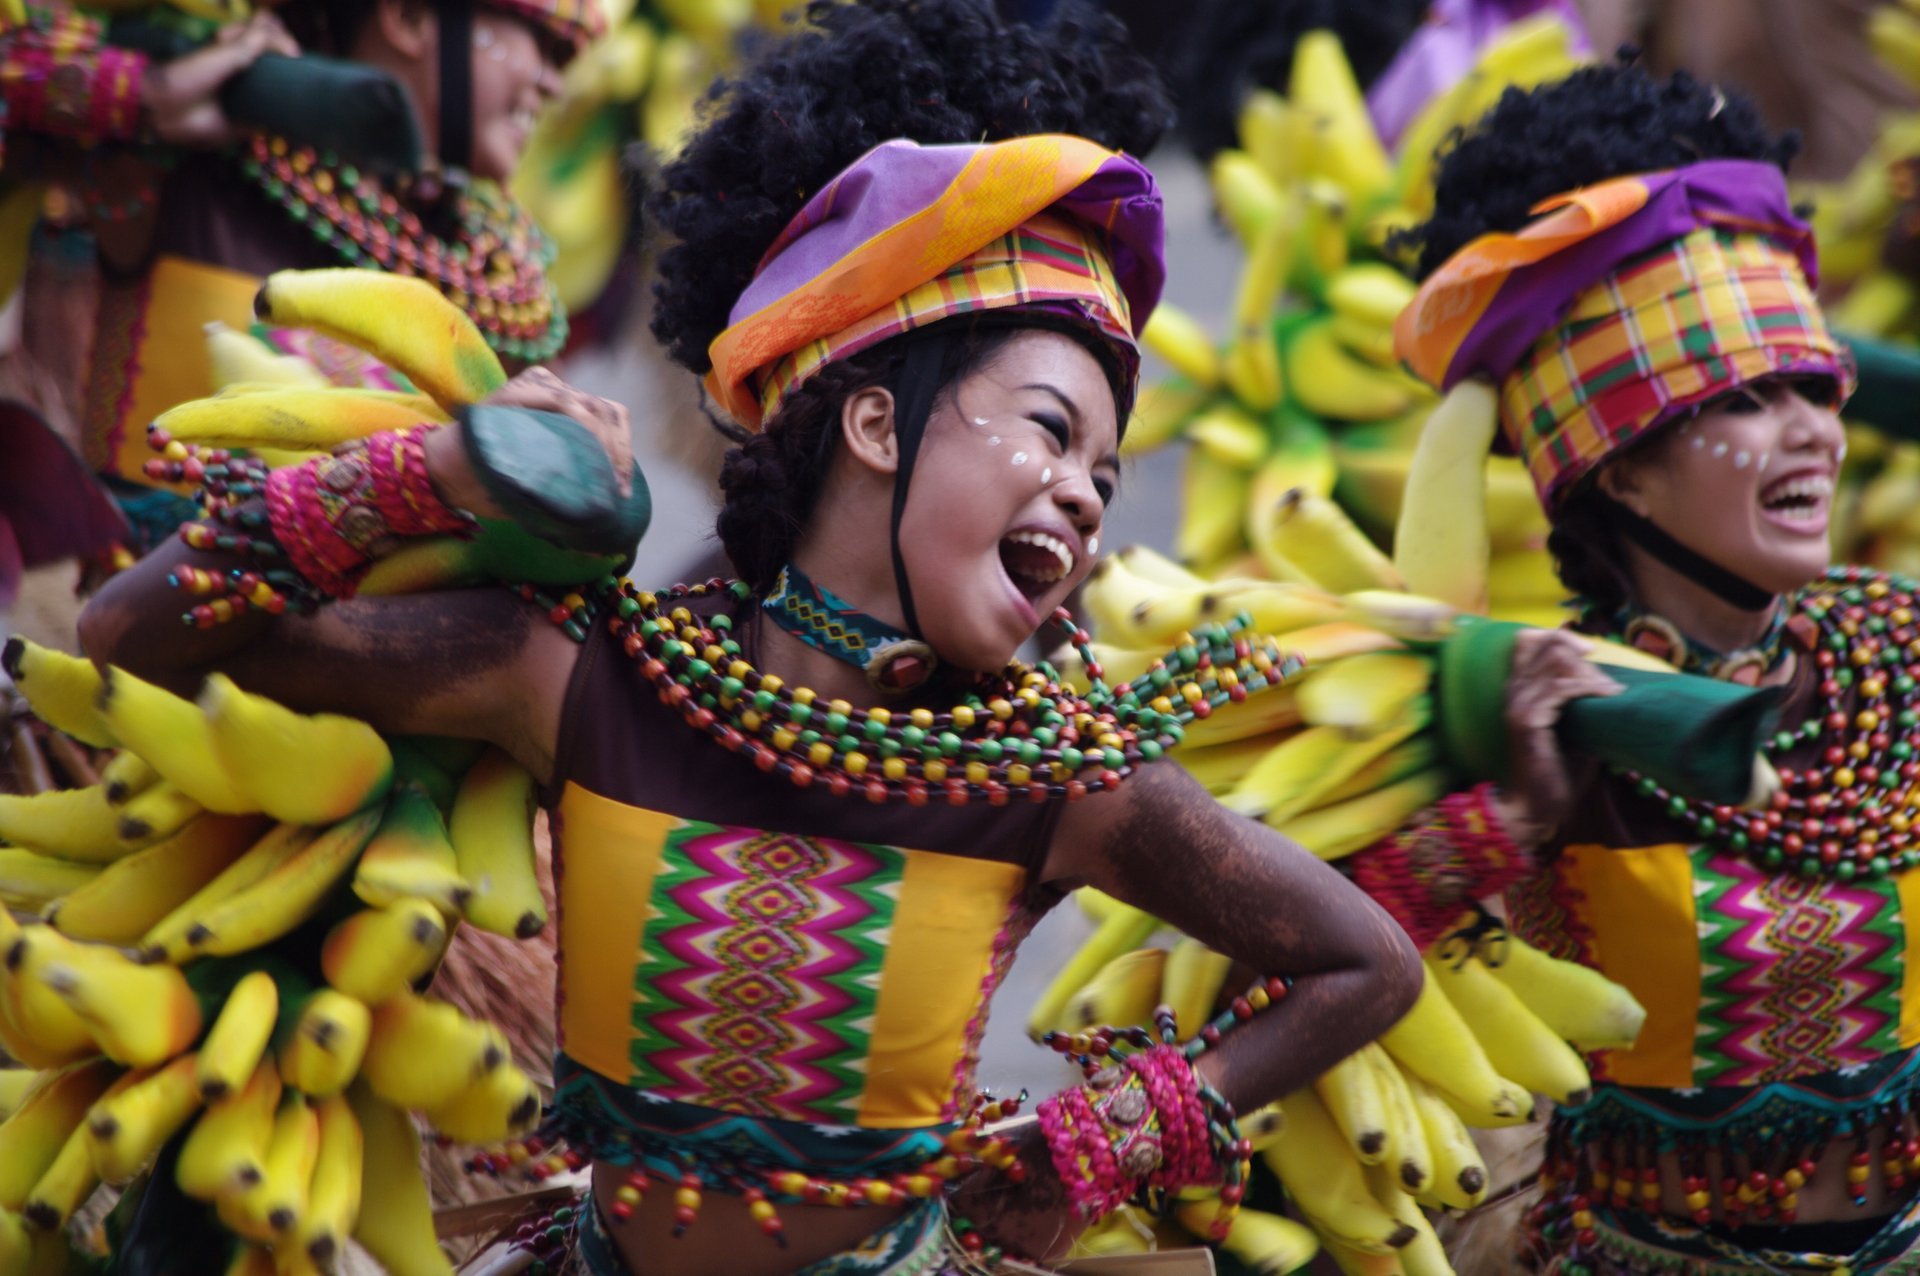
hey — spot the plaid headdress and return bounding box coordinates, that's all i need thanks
[482,0,606,57]
[1394,160,1854,511]
[706,136,1166,431]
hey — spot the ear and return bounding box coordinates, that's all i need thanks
[373,0,436,61]
[1594,454,1652,517]
[839,386,900,477]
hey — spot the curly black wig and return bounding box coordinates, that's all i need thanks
[646,0,1172,377]
[1405,60,1801,611]
[1407,58,1798,280]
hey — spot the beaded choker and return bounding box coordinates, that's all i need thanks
[240,135,566,362]
[1599,602,1792,686]
[526,576,1301,807]
[762,563,938,695]
[1620,567,1920,882]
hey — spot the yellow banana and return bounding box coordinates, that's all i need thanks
[320,899,448,1005]
[1295,652,1434,734]
[0,638,114,748]
[20,1104,102,1229]
[1187,403,1270,469]
[1393,380,1500,613]
[1341,591,1458,644]
[0,850,101,909]
[1056,946,1166,1035]
[1361,1160,1455,1276]
[1285,317,1417,421]
[1178,1202,1319,1274]
[1141,301,1221,389]
[1425,953,1591,1105]
[1365,1042,1431,1194]
[1237,88,1302,185]
[1483,933,1646,1051]
[48,814,270,946]
[1240,1101,1288,1153]
[1174,734,1290,796]
[196,970,280,1101]
[0,1059,118,1210]
[1220,723,1370,821]
[1025,903,1158,1040]
[1265,1087,1416,1254]
[1316,735,1441,808]
[360,990,507,1110]
[1160,937,1234,1040]
[140,822,320,963]
[1250,408,1338,508]
[85,1052,203,1184]
[152,387,449,453]
[1176,449,1252,567]
[1221,329,1286,414]
[1251,488,1403,594]
[1265,759,1446,858]
[253,269,506,409]
[0,785,126,863]
[176,1060,281,1202]
[200,674,394,824]
[1175,681,1305,749]
[1290,30,1393,205]
[1314,1043,1392,1165]
[114,781,205,845]
[1209,148,1289,247]
[0,1069,36,1120]
[0,919,98,1068]
[173,807,381,958]
[295,1092,363,1270]
[203,320,330,391]
[450,749,547,940]
[1327,263,1417,333]
[36,936,204,1068]
[277,989,371,1099]
[95,667,253,813]
[1122,376,1211,455]
[1378,967,1533,1127]
[350,778,470,914]
[419,1059,541,1145]
[1404,1070,1487,1211]
[99,751,159,807]
[347,1083,455,1276]
[226,1092,320,1237]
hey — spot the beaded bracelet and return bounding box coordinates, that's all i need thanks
[1037,981,1285,1240]
[2,18,147,143]
[1348,782,1531,949]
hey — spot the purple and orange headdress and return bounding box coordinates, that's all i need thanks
[1394,159,1854,512]
[705,135,1166,431]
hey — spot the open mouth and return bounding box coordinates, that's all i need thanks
[999,529,1076,603]
[1758,471,1832,529]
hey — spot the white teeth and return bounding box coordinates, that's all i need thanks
[1004,530,1075,583]
[1760,474,1833,511]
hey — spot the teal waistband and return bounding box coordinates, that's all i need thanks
[546,1053,956,1195]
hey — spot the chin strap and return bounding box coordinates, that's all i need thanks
[1606,500,1777,613]
[437,0,473,172]
[886,338,949,640]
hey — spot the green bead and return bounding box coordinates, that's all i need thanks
[1061,747,1084,771]
[754,690,777,712]
[1032,728,1057,748]
[938,732,962,757]
[977,739,1004,763]
[1638,776,1661,796]
[711,613,732,631]
[1797,856,1821,877]
[1836,668,1854,688]
[824,712,849,735]
[836,734,860,754]
[1761,846,1784,868]
[1729,831,1749,851]
[617,597,639,619]
[879,738,902,758]
[686,658,711,680]
[1151,668,1173,689]
[720,677,744,700]
[1667,795,1688,817]
[1164,724,1184,746]
[1139,739,1163,761]
[1103,748,1126,769]
[798,729,821,747]
[901,726,925,748]
[1896,741,1915,760]
[1696,816,1717,837]
[1838,860,1858,880]
[1019,741,1042,766]
[721,640,741,656]
[863,718,887,742]
[788,704,812,725]
[1873,856,1892,876]
[696,693,717,710]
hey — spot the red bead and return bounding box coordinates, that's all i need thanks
[865,780,888,804]
[789,763,814,789]
[827,773,852,798]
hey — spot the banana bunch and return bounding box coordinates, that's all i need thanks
[0,640,548,1275]
[1129,21,1586,633]
[1033,890,1645,1275]
[509,0,804,316]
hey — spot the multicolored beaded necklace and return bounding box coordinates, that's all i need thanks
[522,575,1301,805]
[240,135,566,363]
[762,562,940,694]
[1616,566,1920,882]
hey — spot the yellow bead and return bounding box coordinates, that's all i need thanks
[674,1188,700,1209]
[910,708,933,729]
[1051,763,1072,782]
[1180,682,1203,704]
[704,645,727,664]
[729,660,751,679]
[925,760,948,782]
[562,593,585,611]
[1571,1210,1593,1229]
[1869,580,1891,598]
[1848,1166,1870,1183]
[772,728,797,751]
[966,761,989,785]
[762,675,783,693]
[749,1200,775,1222]
[868,708,891,727]
[1217,668,1239,689]
[1835,768,1857,788]
[829,699,852,717]
[844,752,869,776]
[616,1186,641,1206]
[1684,1191,1708,1210]
[822,1184,850,1207]
[989,698,1014,720]
[952,705,975,728]
[1858,711,1882,731]
[1247,986,1270,1010]
[670,607,692,625]
[864,1181,895,1205]
[1007,764,1031,786]
[741,711,764,732]
[777,1172,808,1195]
[1151,696,1175,715]
[883,757,908,781]
[793,686,814,705]
[904,1174,936,1197]
[810,742,834,767]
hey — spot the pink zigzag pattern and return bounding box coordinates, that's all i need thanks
[642,827,892,1119]
[1704,865,1894,1085]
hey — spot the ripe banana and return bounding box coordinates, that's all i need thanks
[1,638,114,748]
[115,780,206,845]
[0,785,127,863]
[100,751,159,806]
[1209,149,1289,248]
[1425,952,1591,1105]
[1404,1069,1487,1211]
[48,814,269,945]
[1378,966,1532,1127]
[203,320,331,391]
[20,1103,102,1228]
[352,779,469,913]
[1176,449,1253,567]
[1289,30,1393,206]
[1483,932,1647,1051]
[95,667,253,813]
[1365,1041,1431,1193]
[0,849,102,908]
[176,1060,282,1201]
[1285,318,1417,422]
[226,1092,320,1237]
[347,1083,455,1276]
[1141,301,1222,389]
[196,969,280,1100]
[449,749,547,940]
[419,1058,541,1144]
[321,899,448,1004]
[176,807,382,958]
[1297,653,1433,735]
[36,935,204,1067]
[1179,1202,1320,1274]
[1392,380,1500,613]
[1025,902,1158,1040]
[1265,1087,1416,1254]
[0,1069,35,1120]
[360,990,507,1110]
[1266,766,1447,859]
[276,989,371,1099]
[1056,946,1166,1035]
[1160,937,1234,1040]
[0,1058,118,1210]
[1252,488,1403,594]
[140,822,321,962]
[155,385,451,453]
[85,1052,203,1184]
[0,919,98,1066]
[253,269,507,409]
[201,674,394,823]
[1313,1044,1391,1165]
[295,1092,363,1270]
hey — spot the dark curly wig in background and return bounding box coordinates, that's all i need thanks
[1408,60,1800,613]
[645,0,1171,377]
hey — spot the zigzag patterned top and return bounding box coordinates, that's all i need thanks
[541,590,1060,1170]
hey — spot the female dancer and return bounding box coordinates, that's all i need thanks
[1375,58,1920,1273]
[77,2,1422,1271]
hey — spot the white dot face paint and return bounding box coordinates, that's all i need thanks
[974,418,991,426]
[1735,450,1751,469]
[987,436,1001,447]
[1712,442,1729,458]
[1040,467,1052,485]
[1011,452,1029,467]
[1692,435,1706,450]
[1758,453,1771,471]
[1087,535,1100,557]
